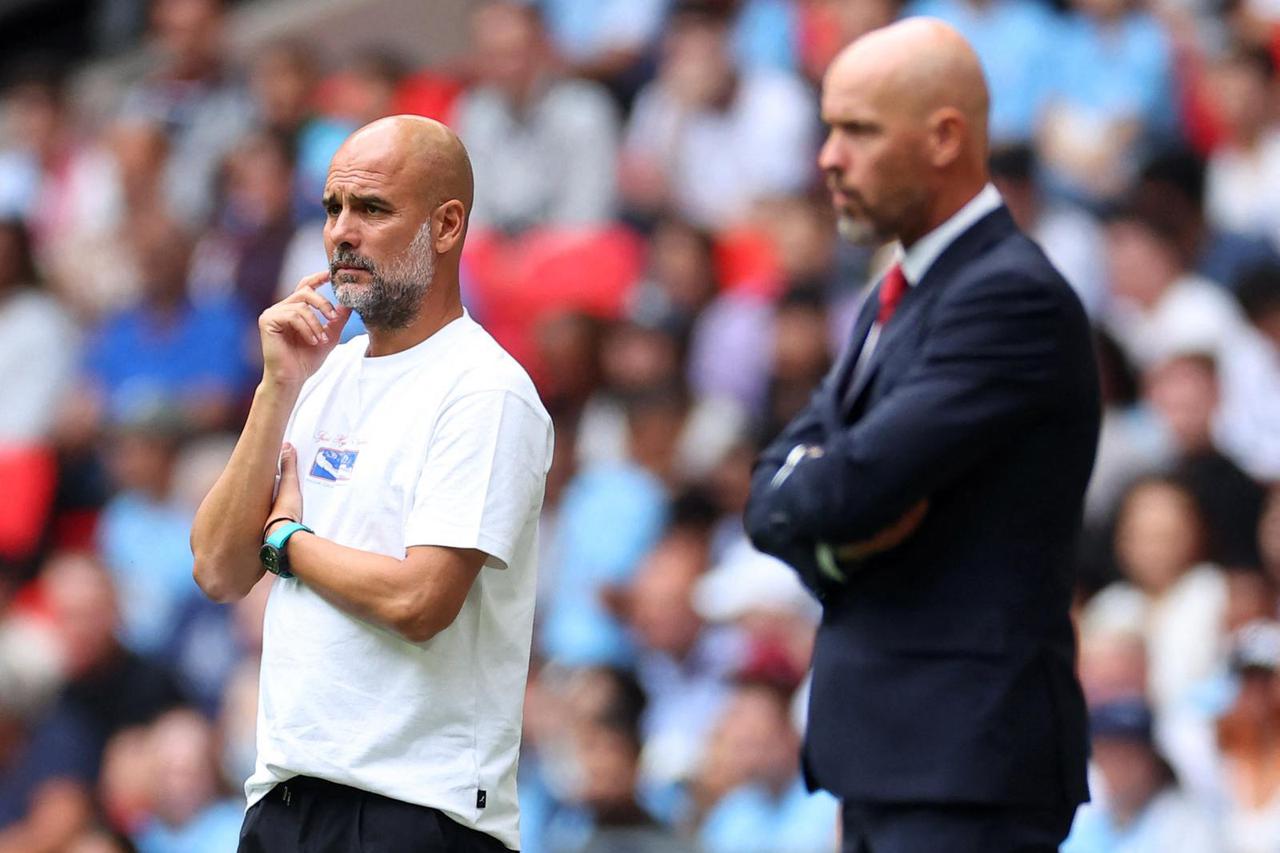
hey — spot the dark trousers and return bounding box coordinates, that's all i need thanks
[238,776,511,853]
[841,801,1078,853]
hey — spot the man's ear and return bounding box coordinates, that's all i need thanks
[433,199,467,254]
[927,108,966,170]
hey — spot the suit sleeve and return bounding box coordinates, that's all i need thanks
[743,370,833,546]
[763,271,1065,544]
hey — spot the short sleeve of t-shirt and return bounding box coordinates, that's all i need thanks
[404,388,550,569]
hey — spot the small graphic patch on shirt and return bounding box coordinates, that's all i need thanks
[476,789,487,809]
[309,447,358,482]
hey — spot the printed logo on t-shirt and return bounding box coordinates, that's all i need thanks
[309,447,359,482]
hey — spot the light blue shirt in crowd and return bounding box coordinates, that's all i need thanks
[699,777,840,853]
[134,799,244,853]
[904,0,1062,143]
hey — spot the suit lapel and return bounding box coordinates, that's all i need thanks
[838,207,1019,417]
[829,283,880,400]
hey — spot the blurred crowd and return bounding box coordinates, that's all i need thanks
[1,0,1280,851]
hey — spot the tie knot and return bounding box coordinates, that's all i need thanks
[877,263,908,325]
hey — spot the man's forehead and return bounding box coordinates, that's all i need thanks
[325,133,417,191]
[323,158,420,201]
[822,75,875,120]
[822,56,903,118]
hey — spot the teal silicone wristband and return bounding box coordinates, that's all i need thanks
[260,521,313,578]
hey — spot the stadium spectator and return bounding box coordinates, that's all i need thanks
[1133,147,1279,294]
[0,553,182,850]
[118,0,254,227]
[1062,698,1220,853]
[455,1,620,234]
[797,0,900,84]
[44,119,166,323]
[1238,262,1280,350]
[1214,620,1280,852]
[77,214,253,433]
[1083,476,1229,714]
[731,0,802,72]
[905,0,1061,145]
[1205,46,1280,251]
[1039,0,1175,203]
[187,132,298,315]
[697,681,839,853]
[1143,353,1266,567]
[538,403,670,666]
[990,144,1108,317]
[0,64,118,263]
[0,217,78,443]
[130,708,242,853]
[627,217,720,342]
[1080,329,1170,586]
[538,0,669,107]
[1217,264,1280,481]
[759,288,832,441]
[1078,628,1149,708]
[95,410,200,658]
[1101,201,1248,370]
[574,322,747,482]
[566,697,697,851]
[621,1,816,228]
[692,538,819,689]
[1254,491,1280,638]
[618,525,739,800]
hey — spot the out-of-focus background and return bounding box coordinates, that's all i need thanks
[0,0,1279,851]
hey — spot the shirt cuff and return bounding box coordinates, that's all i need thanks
[815,543,846,584]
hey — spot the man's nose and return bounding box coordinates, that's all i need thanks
[817,133,844,175]
[327,209,361,250]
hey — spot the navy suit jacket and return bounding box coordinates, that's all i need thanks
[745,207,1098,809]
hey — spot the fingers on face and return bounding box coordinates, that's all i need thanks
[288,285,339,320]
[295,271,330,291]
[287,272,339,317]
[286,303,328,345]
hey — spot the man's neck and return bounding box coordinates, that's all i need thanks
[365,292,464,358]
[901,177,988,249]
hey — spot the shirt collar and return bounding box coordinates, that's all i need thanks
[895,183,1004,286]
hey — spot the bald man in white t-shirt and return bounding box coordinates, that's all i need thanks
[191,116,552,852]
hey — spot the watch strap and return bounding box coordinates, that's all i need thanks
[261,521,313,578]
[265,521,313,550]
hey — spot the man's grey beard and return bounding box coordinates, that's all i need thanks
[330,220,435,330]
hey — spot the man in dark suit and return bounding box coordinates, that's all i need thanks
[744,19,1100,853]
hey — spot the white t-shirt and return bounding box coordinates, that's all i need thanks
[246,311,553,851]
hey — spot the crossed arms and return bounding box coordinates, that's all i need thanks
[189,378,484,643]
[745,271,1064,588]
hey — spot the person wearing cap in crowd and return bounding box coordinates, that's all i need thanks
[1214,619,1280,853]
[1061,698,1219,852]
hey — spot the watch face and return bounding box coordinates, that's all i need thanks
[260,544,279,574]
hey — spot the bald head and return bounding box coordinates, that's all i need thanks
[334,115,474,214]
[323,116,474,332]
[817,18,991,246]
[827,18,989,150]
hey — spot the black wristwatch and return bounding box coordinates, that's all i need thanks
[259,521,313,579]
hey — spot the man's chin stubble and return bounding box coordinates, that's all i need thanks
[837,214,879,246]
